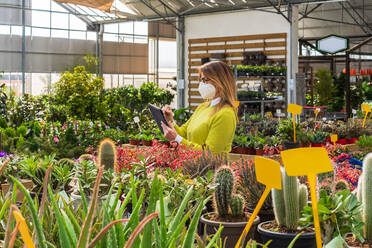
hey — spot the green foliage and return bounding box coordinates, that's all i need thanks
[299,189,364,245]
[356,135,372,148]
[3,127,16,137]
[0,83,7,119]
[307,131,329,144]
[350,83,365,110]
[16,125,27,137]
[328,73,345,112]
[53,65,104,120]
[272,168,308,231]
[0,117,7,128]
[361,81,372,100]
[173,107,193,126]
[314,68,334,106]
[276,118,303,143]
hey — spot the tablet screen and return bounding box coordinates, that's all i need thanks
[148,103,168,133]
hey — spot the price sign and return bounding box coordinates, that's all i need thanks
[361,104,371,127]
[287,104,303,143]
[281,148,333,248]
[266,112,273,118]
[314,108,320,121]
[330,134,338,146]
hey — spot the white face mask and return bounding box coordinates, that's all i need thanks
[198,82,216,100]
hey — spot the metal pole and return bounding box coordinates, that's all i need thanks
[22,0,25,95]
[176,16,185,108]
[345,52,351,117]
[97,24,104,77]
[156,22,159,85]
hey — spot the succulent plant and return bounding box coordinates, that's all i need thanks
[357,153,372,241]
[213,166,245,218]
[97,138,117,171]
[272,168,308,231]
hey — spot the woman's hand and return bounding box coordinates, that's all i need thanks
[162,105,173,123]
[161,121,178,141]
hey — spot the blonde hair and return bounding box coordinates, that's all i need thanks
[198,61,237,115]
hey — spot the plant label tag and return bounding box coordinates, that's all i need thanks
[331,134,338,143]
[255,157,282,189]
[276,109,281,114]
[134,117,140,123]
[287,104,303,115]
[362,104,371,113]
[322,117,326,121]
[352,109,357,114]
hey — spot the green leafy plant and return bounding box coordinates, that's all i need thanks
[299,189,364,245]
[307,131,328,144]
[356,135,372,148]
[276,118,303,143]
[314,68,334,107]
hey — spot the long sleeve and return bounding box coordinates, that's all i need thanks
[174,103,206,138]
[180,108,236,153]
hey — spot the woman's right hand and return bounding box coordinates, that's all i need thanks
[162,104,173,123]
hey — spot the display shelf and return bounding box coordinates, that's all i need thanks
[299,65,314,106]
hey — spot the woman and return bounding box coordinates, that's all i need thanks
[161,61,237,154]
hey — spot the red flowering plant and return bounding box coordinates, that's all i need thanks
[116,140,203,173]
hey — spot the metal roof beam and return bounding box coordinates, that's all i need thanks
[157,0,180,16]
[299,3,322,21]
[266,0,290,22]
[139,0,181,31]
[56,2,97,30]
[346,1,372,34]
[339,2,371,35]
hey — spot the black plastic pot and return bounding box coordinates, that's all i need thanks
[246,207,274,223]
[283,142,300,150]
[258,221,316,248]
[200,213,260,248]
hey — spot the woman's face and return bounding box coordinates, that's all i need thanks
[200,72,220,97]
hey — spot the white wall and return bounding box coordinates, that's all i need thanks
[184,9,291,107]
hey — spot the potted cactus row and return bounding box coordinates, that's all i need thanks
[200,166,260,247]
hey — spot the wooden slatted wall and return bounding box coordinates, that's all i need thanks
[187,33,287,109]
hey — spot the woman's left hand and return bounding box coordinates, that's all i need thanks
[161,121,178,141]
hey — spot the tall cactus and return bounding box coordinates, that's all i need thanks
[272,167,308,231]
[213,166,245,218]
[97,138,117,171]
[357,153,372,241]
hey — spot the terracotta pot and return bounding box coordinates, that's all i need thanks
[247,147,256,155]
[283,142,300,150]
[255,149,264,155]
[159,141,171,147]
[200,213,260,248]
[300,142,310,147]
[1,179,34,202]
[142,140,153,146]
[129,139,141,146]
[231,146,239,154]
[311,143,323,147]
[236,147,247,154]
[258,221,316,248]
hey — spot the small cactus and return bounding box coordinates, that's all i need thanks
[214,166,234,217]
[357,153,372,241]
[97,138,117,171]
[79,154,94,162]
[230,194,245,217]
[272,167,308,231]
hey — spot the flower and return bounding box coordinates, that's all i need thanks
[0,152,7,158]
[53,137,59,143]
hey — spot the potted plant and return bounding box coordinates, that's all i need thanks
[141,134,154,146]
[237,159,274,222]
[346,153,372,247]
[308,131,328,147]
[355,135,372,150]
[276,119,302,150]
[299,189,364,246]
[129,134,141,146]
[254,137,266,156]
[200,166,260,247]
[235,135,249,154]
[257,168,316,248]
[345,119,363,144]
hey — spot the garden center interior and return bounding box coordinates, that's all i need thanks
[0,0,371,247]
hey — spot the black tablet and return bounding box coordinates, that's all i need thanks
[148,103,168,133]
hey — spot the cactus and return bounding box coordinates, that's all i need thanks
[357,153,372,241]
[79,154,94,162]
[214,166,234,217]
[97,138,117,171]
[272,168,308,231]
[230,194,245,217]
